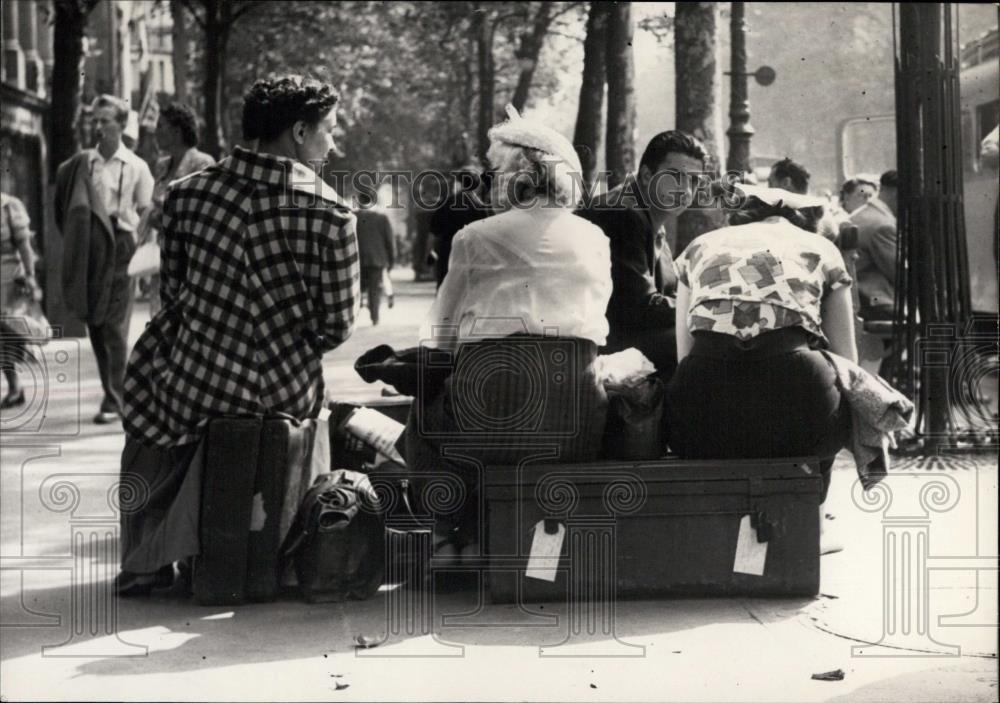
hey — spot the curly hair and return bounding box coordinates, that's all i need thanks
[486,141,579,209]
[728,195,822,233]
[241,76,339,142]
[160,102,200,147]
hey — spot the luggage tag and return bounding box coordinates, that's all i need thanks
[733,514,768,576]
[525,519,565,582]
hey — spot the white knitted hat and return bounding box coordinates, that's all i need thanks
[488,105,582,174]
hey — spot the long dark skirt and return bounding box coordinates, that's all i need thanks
[404,335,608,544]
[664,328,850,501]
[119,435,204,574]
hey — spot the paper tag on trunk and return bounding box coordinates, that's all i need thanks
[733,514,768,576]
[525,520,565,582]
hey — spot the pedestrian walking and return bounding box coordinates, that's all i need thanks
[0,190,42,409]
[356,206,395,325]
[54,94,155,425]
[136,102,215,317]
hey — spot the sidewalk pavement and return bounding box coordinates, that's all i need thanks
[1,270,997,701]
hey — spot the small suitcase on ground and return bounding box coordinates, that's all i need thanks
[484,457,823,603]
[194,416,315,605]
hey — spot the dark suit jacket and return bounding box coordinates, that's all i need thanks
[355,209,395,269]
[576,187,677,357]
[54,152,116,325]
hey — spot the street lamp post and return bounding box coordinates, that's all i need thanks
[726,1,753,174]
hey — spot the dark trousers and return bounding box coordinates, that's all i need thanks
[88,228,135,414]
[361,266,385,324]
[664,328,850,501]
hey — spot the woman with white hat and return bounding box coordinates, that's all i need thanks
[404,106,613,561]
[665,186,858,509]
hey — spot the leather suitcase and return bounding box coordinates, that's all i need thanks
[245,418,315,601]
[484,457,823,603]
[194,416,315,605]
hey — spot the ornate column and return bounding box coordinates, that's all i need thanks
[37,472,148,656]
[358,469,467,657]
[851,475,962,656]
[17,0,44,95]
[2,0,26,89]
[37,1,55,95]
[536,471,647,657]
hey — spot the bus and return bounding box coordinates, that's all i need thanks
[837,28,999,315]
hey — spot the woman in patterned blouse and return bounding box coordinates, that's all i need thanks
[665,191,857,505]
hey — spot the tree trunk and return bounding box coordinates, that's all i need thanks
[604,1,636,189]
[510,2,554,113]
[49,0,94,177]
[202,0,228,159]
[170,0,189,103]
[674,1,725,254]
[572,1,608,189]
[475,8,496,161]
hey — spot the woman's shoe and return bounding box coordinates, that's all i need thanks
[0,389,26,409]
[116,565,174,597]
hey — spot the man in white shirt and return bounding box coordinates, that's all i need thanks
[83,95,154,424]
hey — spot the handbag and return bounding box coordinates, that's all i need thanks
[279,469,387,603]
[0,277,50,346]
[127,240,161,277]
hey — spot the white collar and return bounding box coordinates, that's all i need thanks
[287,160,352,209]
[92,143,131,165]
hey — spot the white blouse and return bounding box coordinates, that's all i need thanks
[420,206,612,349]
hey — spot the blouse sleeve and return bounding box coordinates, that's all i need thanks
[822,242,853,292]
[419,225,473,348]
[5,196,33,244]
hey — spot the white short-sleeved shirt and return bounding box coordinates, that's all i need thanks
[421,207,612,349]
[85,144,154,232]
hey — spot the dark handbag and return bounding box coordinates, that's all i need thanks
[279,470,386,603]
[602,373,665,460]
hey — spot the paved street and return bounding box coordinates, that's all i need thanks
[1,270,997,701]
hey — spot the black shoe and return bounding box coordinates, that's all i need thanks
[116,565,174,597]
[0,389,26,409]
[93,410,121,424]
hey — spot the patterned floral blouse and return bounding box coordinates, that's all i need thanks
[674,217,852,344]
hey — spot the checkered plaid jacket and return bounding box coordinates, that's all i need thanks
[123,147,360,447]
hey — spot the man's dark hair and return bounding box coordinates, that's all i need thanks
[160,102,200,147]
[638,130,708,175]
[770,157,810,194]
[880,169,897,189]
[729,195,821,233]
[241,76,339,142]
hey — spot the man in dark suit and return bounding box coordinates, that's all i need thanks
[355,207,395,325]
[576,131,708,379]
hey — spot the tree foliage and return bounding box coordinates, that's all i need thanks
[215,1,584,174]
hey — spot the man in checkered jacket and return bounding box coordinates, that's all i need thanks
[116,77,360,595]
